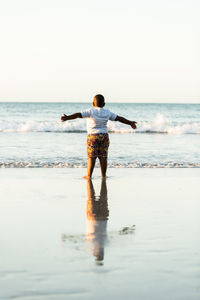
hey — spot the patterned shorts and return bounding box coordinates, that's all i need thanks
[87,133,110,158]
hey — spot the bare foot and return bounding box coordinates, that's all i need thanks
[83,176,91,180]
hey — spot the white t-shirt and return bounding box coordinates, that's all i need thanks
[81,107,117,134]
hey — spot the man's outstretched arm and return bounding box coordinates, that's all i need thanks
[115,115,137,129]
[61,113,82,122]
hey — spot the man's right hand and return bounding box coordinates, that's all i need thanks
[61,114,68,122]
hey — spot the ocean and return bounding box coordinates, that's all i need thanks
[0,102,199,168]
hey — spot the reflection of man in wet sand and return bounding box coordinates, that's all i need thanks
[86,179,109,264]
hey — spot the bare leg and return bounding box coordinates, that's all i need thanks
[83,157,96,179]
[99,157,107,179]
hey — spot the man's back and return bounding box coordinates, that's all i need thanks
[81,107,117,134]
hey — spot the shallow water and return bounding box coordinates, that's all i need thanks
[0,168,199,299]
[0,102,200,168]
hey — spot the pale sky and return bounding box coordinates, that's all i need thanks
[0,0,199,102]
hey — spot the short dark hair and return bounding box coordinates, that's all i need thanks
[93,94,105,107]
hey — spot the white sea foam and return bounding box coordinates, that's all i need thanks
[0,161,199,168]
[0,114,199,134]
[0,120,86,133]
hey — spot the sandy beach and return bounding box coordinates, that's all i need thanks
[1,0,199,298]
[0,168,199,300]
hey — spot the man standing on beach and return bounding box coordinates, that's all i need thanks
[61,94,137,179]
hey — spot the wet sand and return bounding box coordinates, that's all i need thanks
[0,168,199,300]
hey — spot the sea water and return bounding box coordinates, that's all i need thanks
[0,102,199,168]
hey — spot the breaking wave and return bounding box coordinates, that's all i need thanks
[0,114,200,134]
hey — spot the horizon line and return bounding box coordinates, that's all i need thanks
[0,101,199,104]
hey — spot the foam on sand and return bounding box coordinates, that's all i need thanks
[1,161,200,168]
